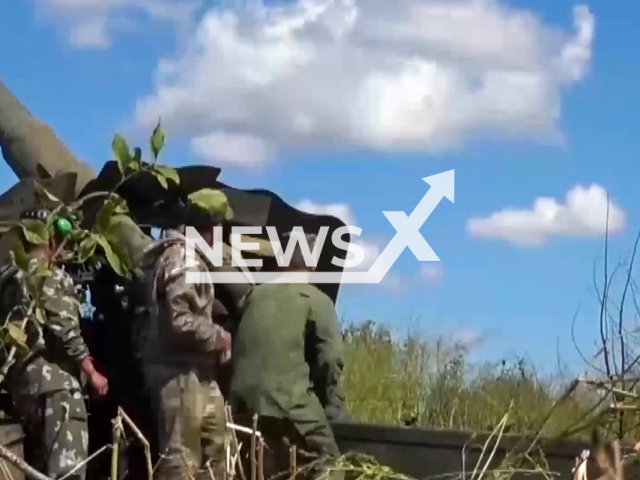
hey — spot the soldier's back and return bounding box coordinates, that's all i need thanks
[230,282,327,417]
[139,237,216,367]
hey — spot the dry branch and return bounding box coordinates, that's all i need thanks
[117,407,153,480]
[0,443,50,480]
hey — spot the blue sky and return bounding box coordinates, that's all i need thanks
[1,0,638,373]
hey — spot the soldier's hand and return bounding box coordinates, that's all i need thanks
[89,371,109,396]
[215,330,232,355]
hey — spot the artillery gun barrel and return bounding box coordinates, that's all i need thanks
[0,78,95,196]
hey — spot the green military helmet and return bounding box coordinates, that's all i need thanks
[187,188,234,222]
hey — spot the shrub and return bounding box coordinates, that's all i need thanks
[340,320,597,437]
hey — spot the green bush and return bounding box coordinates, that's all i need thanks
[340,320,599,438]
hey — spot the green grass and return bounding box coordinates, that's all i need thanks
[340,320,604,438]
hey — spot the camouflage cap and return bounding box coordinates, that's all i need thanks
[187,188,234,221]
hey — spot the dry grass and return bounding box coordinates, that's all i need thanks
[340,320,601,438]
[0,319,634,480]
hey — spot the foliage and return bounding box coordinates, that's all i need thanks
[340,320,601,438]
[336,197,640,446]
[111,124,178,189]
[0,121,179,373]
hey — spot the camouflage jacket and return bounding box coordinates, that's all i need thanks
[138,230,228,369]
[230,282,346,422]
[2,261,87,395]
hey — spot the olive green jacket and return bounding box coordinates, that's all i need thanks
[230,282,346,422]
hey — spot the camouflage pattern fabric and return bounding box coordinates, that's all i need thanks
[139,230,229,480]
[230,282,346,480]
[13,373,88,480]
[146,366,227,480]
[3,263,90,479]
[139,231,228,367]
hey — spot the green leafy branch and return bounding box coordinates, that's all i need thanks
[110,121,179,189]
[0,121,180,375]
[69,120,179,275]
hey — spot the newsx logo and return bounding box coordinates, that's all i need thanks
[184,170,455,284]
[185,225,364,270]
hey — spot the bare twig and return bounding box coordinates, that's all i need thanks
[227,424,262,438]
[289,445,297,479]
[599,199,613,381]
[469,406,512,480]
[0,460,15,480]
[250,415,257,480]
[0,443,51,480]
[59,445,111,480]
[117,407,153,480]
[257,438,264,480]
[111,413,122,480]
[225,407,247,480]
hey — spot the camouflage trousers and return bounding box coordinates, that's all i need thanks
[235,412,343,480]
[14,388,89,480]
[146,366,227,480]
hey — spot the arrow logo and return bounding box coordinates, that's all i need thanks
[362,169,454,283]
[186,170,455,284]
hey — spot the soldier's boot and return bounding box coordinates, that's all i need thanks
[200,381,227,480]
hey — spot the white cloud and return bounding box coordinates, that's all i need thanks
[467,184,626,247]
[31,0,196,49]
[190,133,272,167]
[68,17,111,48]
[293,199,381,273]
[294,200,356,226]
[419,264,444,284]
[129,0,594,166]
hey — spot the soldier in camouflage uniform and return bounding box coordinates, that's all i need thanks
[230,235,346,480]
[138,188,233,480]
[2,226,108,480]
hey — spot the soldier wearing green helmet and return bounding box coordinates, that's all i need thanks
[137,188,234,480]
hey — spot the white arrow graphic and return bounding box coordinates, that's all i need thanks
[187,170,455,284]
[343,169,455,283]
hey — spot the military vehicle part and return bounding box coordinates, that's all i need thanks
[0,80,95,196]
[0,76,353,480]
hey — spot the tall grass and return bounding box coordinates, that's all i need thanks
[340,320,599,437]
